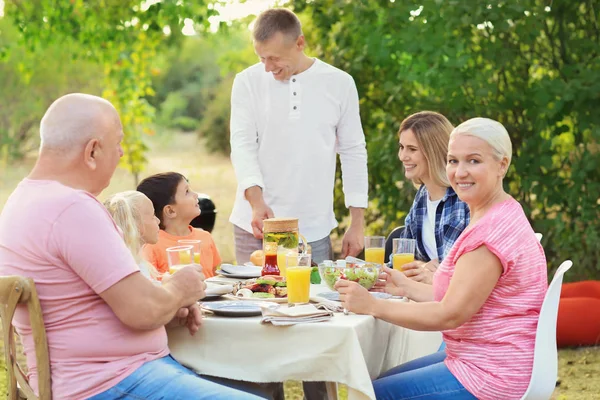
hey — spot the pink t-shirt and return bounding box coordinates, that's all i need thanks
[0,179,169,399]
[433,198,547,399]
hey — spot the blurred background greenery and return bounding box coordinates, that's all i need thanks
[0,0,599,281]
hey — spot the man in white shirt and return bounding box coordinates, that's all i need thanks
[229,8,368,266]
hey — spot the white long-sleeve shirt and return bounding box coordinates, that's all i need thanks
[229,59,368,242]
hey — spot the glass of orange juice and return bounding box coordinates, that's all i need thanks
[166,245,194,275]
[277,249,297,278]
[286,253,312,305]
[392,238,416,271]
[178,239,202,264]
[364,236,385,264]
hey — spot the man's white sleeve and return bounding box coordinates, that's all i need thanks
[337,75,369,208]
[230,73,265,192]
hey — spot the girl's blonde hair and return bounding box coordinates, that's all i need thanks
[104,191,148,263]
[399,111,454,187]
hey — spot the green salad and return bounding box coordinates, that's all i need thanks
[321,266,378,290]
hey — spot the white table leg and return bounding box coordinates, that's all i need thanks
[325,382,339,400]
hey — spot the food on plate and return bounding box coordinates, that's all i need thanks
[233,275,287,299]
[250,249,264,266]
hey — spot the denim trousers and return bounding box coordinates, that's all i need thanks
[373,351,478,400]
[88,355,267,400]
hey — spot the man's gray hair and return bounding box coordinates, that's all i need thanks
[253,8,303,43]
[40,93,116,151]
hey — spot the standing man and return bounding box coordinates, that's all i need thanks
[230,8,368,265]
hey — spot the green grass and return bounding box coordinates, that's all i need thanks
[1,130,599,398]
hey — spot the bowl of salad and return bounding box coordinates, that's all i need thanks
[318,261,382,291]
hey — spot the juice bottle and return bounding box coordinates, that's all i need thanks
[261,242,280,276]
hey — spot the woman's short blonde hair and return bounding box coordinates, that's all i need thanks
[451,117,513,168]
[104,191,148,262]
[399,111,454,187]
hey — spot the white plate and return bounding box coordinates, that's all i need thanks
[203,283,233,300]
[218,264,262,279]
[223,294,287,303]
[201,301,277,317]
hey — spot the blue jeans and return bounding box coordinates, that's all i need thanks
[89,355,266,400]
[373,351,477,400]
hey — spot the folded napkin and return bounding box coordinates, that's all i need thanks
[260,304,334,326]
[309,296,345,313]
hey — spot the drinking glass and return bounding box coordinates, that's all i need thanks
[392,238,416,271]
[166,245,194,275]
[177,239,202,264]
[277,249,298,278]
[286,253,312,305]
[364,236,385,264]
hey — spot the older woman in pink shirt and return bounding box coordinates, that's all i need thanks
[336,118,548,399]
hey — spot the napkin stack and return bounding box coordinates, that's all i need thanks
[260,304,334,326]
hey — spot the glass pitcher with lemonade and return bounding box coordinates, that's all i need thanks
[262,218,305,278]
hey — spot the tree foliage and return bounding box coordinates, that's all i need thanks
[0,18,103,165]
[3,0,217,183]
[293,0,600,278]
[149,21,256,152]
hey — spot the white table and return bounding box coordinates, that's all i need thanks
[167,284,442,400]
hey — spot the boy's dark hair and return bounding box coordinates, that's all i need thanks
[137,172,186,229]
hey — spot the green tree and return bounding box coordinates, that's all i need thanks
[4,0,217,184]
[0,18,103,164]
[293,0,600,278]
[150,20,256,153]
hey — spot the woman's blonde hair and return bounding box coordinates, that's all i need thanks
[399,111,454,187]
[104,191,148,263]
[451,117,512,168]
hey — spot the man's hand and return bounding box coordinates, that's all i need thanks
[245,186,274,239]
[341,224,364,258]
[167,304,203,335]
[341,207,365,258]
[163,264,206,307]
[250,202,274,239]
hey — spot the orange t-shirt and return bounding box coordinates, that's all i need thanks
[142,226,221,278]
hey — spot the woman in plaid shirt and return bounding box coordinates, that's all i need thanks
[396,111,470,284]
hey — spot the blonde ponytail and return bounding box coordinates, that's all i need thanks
[104,191,146,263]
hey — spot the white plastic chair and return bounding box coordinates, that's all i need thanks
[535,232,543,242]
[520,260,573,400]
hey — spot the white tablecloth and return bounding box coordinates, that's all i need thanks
[167,284,442,400]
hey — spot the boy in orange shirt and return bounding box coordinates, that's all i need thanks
[137,172,221,278]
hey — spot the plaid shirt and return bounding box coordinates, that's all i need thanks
[402,185,470,262]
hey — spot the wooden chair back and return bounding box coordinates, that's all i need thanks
[0,276,51,400]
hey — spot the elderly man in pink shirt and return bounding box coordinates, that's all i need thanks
[0,94,263,400]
